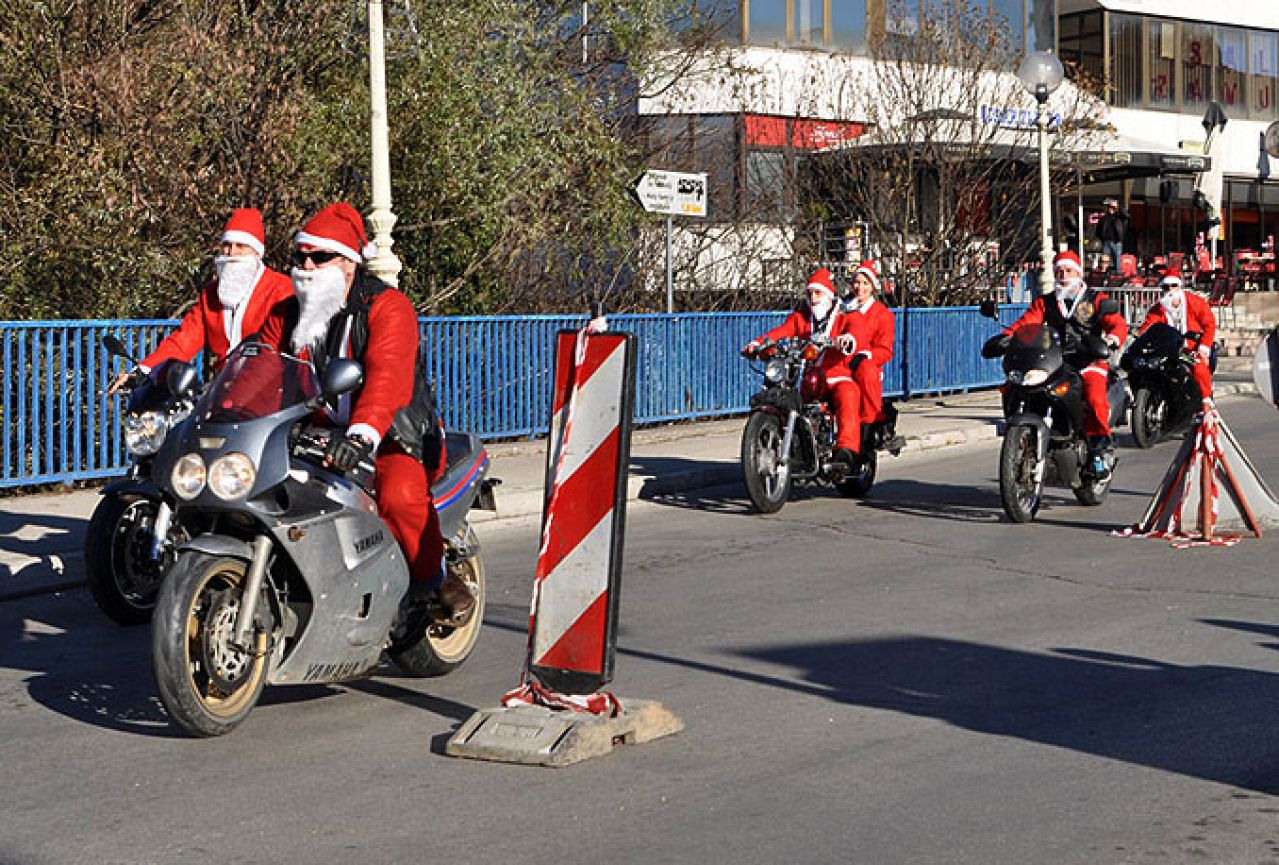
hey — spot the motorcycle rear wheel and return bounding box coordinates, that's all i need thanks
[151,552,270,737]
[1130,387,1166,449]
[741,412,792,514]
[388,553,486,677]
[999,425,1043,523]
[836,451,877,498]
[85,493,184,626]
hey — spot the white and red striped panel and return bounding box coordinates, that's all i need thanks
[528,329,633,694]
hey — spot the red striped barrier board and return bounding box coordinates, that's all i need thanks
[524,328,634,695]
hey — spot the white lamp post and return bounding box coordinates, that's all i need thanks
[1017,50,1064,294]
[365,0,402,286]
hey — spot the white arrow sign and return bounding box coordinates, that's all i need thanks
[633,169,707,218]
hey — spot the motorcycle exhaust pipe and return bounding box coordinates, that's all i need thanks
[234,535,274,650]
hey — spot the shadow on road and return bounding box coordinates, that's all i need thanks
[630,630,1279,793]
[0,508,88,599]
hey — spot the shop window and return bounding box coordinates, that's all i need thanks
[1251,30,1278,120]
[746,151,787,221]
[1218,28,1247,116]
[1109,15,1142,108]
[1181,22,1213,114]
[1147,19,1176,110]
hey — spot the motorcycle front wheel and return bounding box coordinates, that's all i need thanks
[741,411,792,514]
[388,551,486,677]
[151,552,271,737]
[999,425,1043,523]
[836,451,877,498]
[85,493,184,626]
[1130,387,1165,449]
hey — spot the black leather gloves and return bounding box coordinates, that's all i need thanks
[981,333,1012,359]
[325,433,374,473]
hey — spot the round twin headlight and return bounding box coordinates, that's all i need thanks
[124,411,169,456]
[171,453,207,500]
[208,452,257,501]
[764,359,787,384]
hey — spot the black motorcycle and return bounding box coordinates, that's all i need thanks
[980,301,1128,523]
[740,336,903,514]
[85,336,200,625]
[1122,322,1209,448]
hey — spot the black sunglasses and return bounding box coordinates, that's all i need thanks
[292,249,343,266]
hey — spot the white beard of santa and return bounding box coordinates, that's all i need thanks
[215,255,263,308]
[290,266,349,353]
[1160,288,1186,331]
[1055,275,1085,302]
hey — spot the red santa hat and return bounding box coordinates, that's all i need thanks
[294,202,377,263]
[853,260,881,292]
[221,208,265,257]
[806,268,836,299]
[1159,267,1184,289]
[1053,249,1083,275]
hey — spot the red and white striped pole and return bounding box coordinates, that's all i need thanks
[503,316,634,714]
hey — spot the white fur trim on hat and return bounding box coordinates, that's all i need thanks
[1159,274,1183,288]
[222,229,264,257]
[294,230,363,263]
[854,265,880,291]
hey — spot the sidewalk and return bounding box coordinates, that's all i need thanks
[0,375,1259,601]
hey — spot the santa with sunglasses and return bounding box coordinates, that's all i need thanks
[109,208,295,393]
[286,202,474,619]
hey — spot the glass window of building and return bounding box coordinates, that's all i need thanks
[830,0,868,53]
[748,0,788,45]
[1181,22,1214,113]
[792,0,824,46]
[1217,27,1247,116]
[1147,18,1176,109]
[1109,15,1142,108]
[1251,30,1278,120]
[746,150,787,220]
[1059,11,1104,87]
[692,115,738,219]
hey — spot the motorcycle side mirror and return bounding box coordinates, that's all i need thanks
[1096,298,1120,317]
[165,361,199,398]
[321,359,364,399]
[979,299,999,320]
[103,334,137,363]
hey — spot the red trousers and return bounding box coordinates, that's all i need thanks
[1191,357,1213,399]
[828,361,884,453]
[375,444,444,585]
[1080,362,1112,438]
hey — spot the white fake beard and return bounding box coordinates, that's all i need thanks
[290,266,348,353]
[215,256,262,308]
[1055,276,1085,301]
[810,297,833,320]
[1161,290,1186,328]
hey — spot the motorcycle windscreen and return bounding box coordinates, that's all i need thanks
[529,329,635,695]
[194,343,320,423]
[1128,322,1184,360]
[1003,324,1062,374]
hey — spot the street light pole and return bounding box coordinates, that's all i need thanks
[366,0,402,286]
[1017,50,1064,295]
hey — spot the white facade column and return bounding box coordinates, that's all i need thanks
[366,0,402,286]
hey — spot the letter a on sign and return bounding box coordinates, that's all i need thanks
[525,328,635,695]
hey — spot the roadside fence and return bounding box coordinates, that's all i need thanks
[1,306,1025,489]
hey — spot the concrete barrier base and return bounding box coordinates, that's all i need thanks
[445,699,683,767]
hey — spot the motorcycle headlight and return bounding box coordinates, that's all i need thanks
[171,453,207,500]
[123,411,169,456]
[1021,369,1050,387]
[208,452,257,501]
[764,359,786,384]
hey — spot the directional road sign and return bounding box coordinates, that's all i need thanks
[632,169,708,218]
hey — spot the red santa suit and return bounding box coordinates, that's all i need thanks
[1003,261,1128,438]
[292,204,443,588]
[841,294,896,448]
[751,282,862,452]
[1138,280,1215,400]
[140,267,295,372]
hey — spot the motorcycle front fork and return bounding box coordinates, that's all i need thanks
[147,501,173,561]
[234,535,275,651]
[779,410,799,466]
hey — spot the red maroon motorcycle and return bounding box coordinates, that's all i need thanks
[740,335,903,514]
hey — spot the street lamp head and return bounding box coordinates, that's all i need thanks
[1017,51,1064,104]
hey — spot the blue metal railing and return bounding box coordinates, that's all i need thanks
[0,307,1024,489]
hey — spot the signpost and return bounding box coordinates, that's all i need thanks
[631,169,708,313]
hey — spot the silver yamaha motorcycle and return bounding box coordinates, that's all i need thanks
[148,342,493,736]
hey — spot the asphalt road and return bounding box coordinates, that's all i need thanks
[3,394,1279,865]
